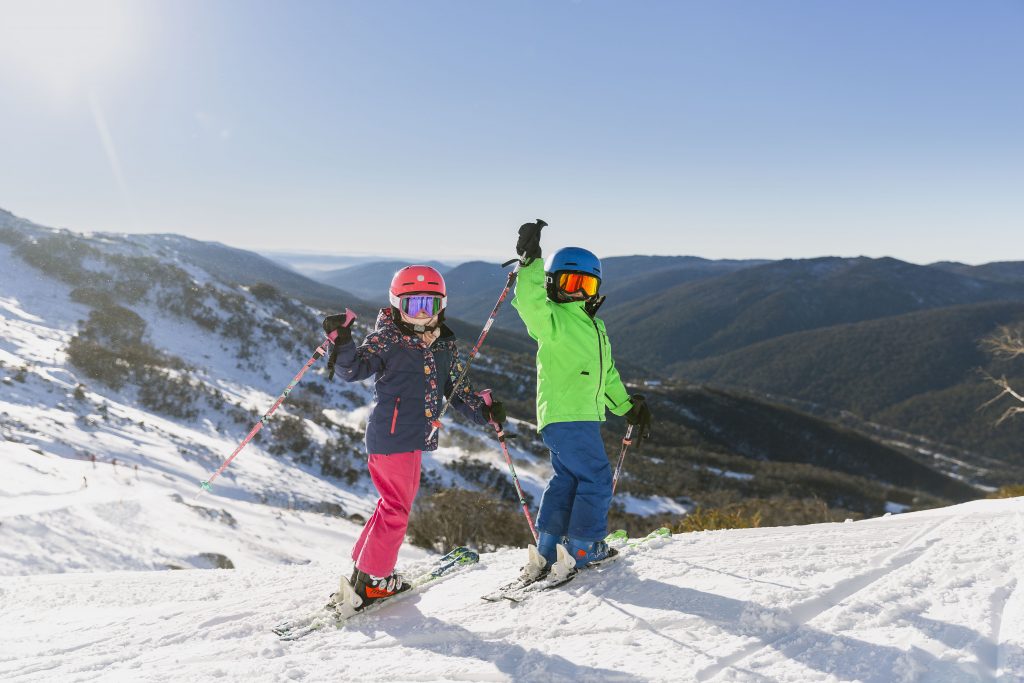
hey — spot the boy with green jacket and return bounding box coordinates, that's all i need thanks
[511,220,652,580]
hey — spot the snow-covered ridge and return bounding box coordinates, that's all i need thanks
[0,220,573,574]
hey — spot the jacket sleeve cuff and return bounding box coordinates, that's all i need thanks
[606,392,633,416]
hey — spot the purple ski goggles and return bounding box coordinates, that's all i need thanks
[400,295,444,317]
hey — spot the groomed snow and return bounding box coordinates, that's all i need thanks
[2,477,1022,682]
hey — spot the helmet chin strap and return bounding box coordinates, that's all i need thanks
[408,320,439,333]
[544,278,604,316]
[395,308,442,334]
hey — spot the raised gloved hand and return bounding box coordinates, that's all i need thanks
[322,311,356,380]
[624,394,652,439]
[516,219,547,265]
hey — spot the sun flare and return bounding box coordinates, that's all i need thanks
[0,0,135,93]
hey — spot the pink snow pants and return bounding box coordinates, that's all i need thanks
[350,450,422,577]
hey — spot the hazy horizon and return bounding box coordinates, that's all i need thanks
[4,201,1018,269]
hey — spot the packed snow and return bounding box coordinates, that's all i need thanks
[2,444,1022,682]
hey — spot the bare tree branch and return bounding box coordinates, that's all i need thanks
[982,325,1024,360]
[979,371,1024,425]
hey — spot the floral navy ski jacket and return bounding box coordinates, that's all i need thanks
[332,307,488,454]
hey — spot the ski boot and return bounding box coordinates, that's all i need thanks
[327,567,410,618]
[513,531,562,585]
[350,568,410,609]
[566,537,612,568]
[537,531,563,566]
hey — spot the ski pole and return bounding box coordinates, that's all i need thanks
[611,424,636,495]
[427,258,523,441]
[195,309,356,499]
[479,389,538,544]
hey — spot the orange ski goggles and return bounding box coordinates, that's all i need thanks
[558,272,600,297]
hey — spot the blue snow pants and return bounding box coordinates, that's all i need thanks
[536,421,612,542]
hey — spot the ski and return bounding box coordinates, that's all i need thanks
[519,546,622,595]
[625,526,672,547]
[605,528,629,547]
[273,546,479,641]
[480,529,629,602]
[482,527,671,603]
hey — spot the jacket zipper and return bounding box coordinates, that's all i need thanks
[591,319,603,411]
[390,397,401,434]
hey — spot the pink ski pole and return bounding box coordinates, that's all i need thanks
[478,389,538,543]
[427,259,523,441]
[196,309,356,499]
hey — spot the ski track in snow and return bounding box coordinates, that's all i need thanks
[695,514,960,681]
[994,511,1024,680]
[2,498,1024,682]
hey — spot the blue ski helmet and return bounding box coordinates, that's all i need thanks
[544,247,602,279]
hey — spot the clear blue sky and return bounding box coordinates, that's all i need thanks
[1,0,1021,264]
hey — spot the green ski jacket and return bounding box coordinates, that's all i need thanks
[511,259,633,431]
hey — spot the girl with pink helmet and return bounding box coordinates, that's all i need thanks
[321,265,504,610]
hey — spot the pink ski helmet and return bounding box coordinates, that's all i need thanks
[388,265,447,311]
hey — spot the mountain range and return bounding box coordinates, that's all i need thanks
[280,246,1024,478]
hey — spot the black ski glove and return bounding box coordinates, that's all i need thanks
[322,313,354,380]
[624,394,652,439]
[516,219,547,265]
[322,314,353,345]
[483,400,507,427]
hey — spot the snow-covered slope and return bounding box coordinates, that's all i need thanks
[0,235,382,572]
[0,440,397,574]
[0,222,565,574]
[2,212,691,575]
[2,496,1022,682]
